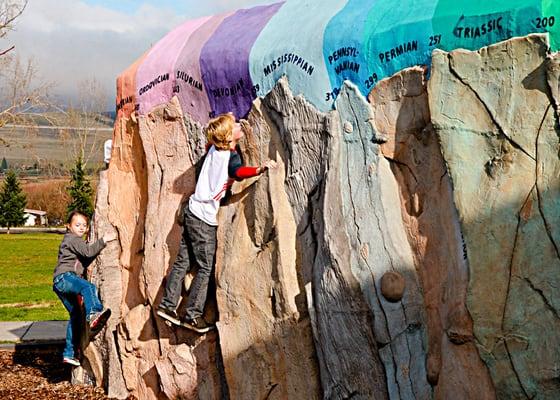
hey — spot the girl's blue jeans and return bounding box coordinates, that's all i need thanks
[53,272,103,359]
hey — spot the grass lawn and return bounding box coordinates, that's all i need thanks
[0,233,67,321]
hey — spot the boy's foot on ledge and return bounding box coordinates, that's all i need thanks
[63,356,80,367]
[181,317,215,333]
[88,308,111,337]
[156,306,181,326]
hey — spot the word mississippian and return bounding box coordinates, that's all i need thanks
[263,53,314,77]
[138,73,170,96]
[379,40,418,63]
[453,16,503,39]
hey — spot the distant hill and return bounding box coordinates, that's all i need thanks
[14,111,115,128]
[0,111,114,175]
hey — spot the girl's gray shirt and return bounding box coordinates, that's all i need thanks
[53,233,106,279]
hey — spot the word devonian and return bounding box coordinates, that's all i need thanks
[210,79,245,98]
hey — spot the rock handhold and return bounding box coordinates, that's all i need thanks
[426,352,441,386]
[380,271,405,302]
[446,307,474,345]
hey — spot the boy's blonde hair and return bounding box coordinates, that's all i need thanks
[206,113,235,150]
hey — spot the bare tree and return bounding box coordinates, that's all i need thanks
[0,0,59,174]
[0,1,110,175]
[61,78,112,167]
[0,0,27,55]
[0,55,53,126]
[0,0,44,128]
[0,0,53,126]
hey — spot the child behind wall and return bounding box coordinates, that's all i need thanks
[52,210,116,366]
[157,113,276,333]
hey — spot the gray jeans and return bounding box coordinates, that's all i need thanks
[160,206,217,320]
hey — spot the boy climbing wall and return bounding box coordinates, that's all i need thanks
[157,113,276,333]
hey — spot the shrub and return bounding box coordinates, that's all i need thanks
[0,170,27,231]
[67,156,94,218]
[23,179,70,226]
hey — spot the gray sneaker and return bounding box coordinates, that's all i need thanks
[181,317,215,333]
[157,306,181,326]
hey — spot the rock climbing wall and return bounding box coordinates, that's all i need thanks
[82,1,560,399]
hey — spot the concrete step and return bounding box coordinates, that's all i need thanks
[0,321,66,349]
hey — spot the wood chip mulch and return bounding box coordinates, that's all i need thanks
[0,349,109,399]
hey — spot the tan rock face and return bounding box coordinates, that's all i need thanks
[86,34,559,400]
[215,96,321,400]
[429,34,560,399]
[371,66,495,399]
[88,98,225,400]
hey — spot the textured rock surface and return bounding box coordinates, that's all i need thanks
[86,98,226,400]
[370,66,495,399]
[329,82,429,399]
[86,34,560,400]
[429,34,560,399]
[215,95,321,399]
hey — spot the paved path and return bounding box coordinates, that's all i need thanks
[0,321,66,346]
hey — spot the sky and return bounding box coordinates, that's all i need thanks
[1,0,278,111]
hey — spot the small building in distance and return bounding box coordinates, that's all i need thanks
[23,209,48,226]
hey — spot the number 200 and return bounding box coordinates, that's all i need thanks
[536,16,555,28]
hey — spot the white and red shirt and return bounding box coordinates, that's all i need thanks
[189,145,259,226]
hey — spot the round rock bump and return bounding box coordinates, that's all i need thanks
[380,271,405,302]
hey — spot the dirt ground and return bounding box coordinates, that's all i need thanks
[0,348,109,399]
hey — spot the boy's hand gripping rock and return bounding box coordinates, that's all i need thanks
[259,159,277,174]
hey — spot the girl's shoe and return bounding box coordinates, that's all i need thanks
[63,356,80,367]
[88,308,112,337]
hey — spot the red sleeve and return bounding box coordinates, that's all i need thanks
[234,166,259,179]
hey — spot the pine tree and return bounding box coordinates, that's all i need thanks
[0,170,27,232]
[67,156,94,218]
[0,158,7,172]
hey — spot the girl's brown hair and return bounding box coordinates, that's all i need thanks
[205,113,235,150]
[66,210,89,224]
